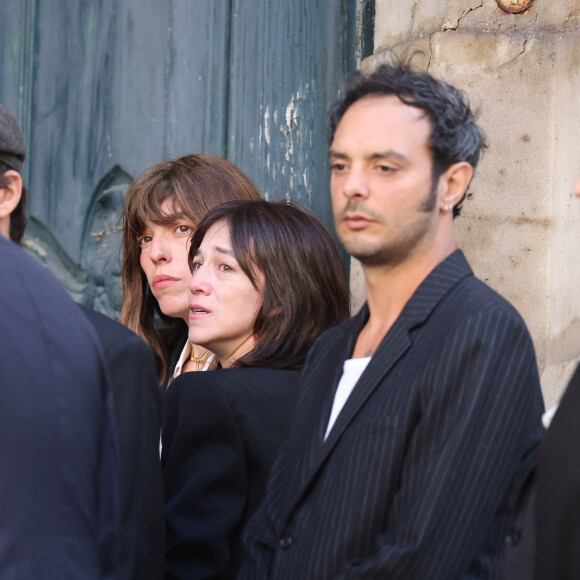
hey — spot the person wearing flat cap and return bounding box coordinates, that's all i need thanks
[0,103,120,577]
[0,105,163,580]
[0,104,164,579]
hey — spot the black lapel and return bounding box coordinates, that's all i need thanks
[280,250,473,526]
[279,311,366,528]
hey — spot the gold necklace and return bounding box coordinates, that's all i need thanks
[189,347,212,364]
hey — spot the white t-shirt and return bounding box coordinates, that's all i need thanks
[324,356,371,440]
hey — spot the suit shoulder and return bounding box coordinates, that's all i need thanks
[0,240,104,356]
[1,238,75,309]
[450,274,528,326]
[79,306,150,353]
[169,368,299,405]
[213,367,300,391]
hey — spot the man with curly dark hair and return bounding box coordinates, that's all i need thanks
[239,60,544,580]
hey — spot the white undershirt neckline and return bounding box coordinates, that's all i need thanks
[162,341,215,457]
[324,356,371,441]
[171,340,215,383]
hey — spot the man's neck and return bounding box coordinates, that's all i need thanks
[352,240,456,359]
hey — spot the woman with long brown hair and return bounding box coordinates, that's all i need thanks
[121,154,261,384]
[162,199,350,579]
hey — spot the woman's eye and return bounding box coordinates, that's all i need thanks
[219,263,233,272]
[191,261,202,271]
[176,225,192,235]
[138,236,152,246]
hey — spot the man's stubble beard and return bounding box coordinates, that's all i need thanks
[339,178,439,268]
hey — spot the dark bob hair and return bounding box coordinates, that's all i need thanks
[188,199,351,370]
[329,56,487,217]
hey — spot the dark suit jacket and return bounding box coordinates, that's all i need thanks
[503,460,537,580]
[0,235,119,579]
[239,250,544,580]
[162,367,300,580]
[80,306,165,580]
[534,364,580,579]
[504,366,580,580]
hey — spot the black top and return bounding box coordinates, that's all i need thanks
[162,367,300,580]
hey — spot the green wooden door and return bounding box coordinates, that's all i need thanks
[0,0,373,318]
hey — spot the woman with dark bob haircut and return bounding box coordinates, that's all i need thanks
[121,154,261,384]
[162,199,350,579]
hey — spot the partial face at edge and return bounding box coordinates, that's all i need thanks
[188,221,264,367]
[573,176,580,200]
[0,170,23,240]
[138,200,194,322]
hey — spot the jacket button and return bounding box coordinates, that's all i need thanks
[506,530,522,546]
[279,536,293,549]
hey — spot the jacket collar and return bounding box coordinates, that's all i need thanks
[280,249,473,526]
[400,249,473,329]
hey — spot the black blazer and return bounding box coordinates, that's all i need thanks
[505,366,580,580]
[535,364,580,579]
[0,236,119,579]
[162,367,300,580]
[80,306,165,580]
[239,250,544,580]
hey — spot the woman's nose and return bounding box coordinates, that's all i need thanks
[189,266,210,294]
[149,236,172,263]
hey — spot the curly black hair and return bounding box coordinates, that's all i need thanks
[329,56,487,217]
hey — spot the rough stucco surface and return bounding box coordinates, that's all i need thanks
[353,1,580,407]
[375,0,580,47]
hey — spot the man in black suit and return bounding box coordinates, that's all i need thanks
[239,61,544,579]
[0,104,119,578]
[0,103,164,579]
[504,174,580,580]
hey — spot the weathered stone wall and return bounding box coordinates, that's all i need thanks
[351,0,580,407]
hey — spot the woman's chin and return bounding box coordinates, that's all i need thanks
[161,309,190,323]
[188,335,213,351]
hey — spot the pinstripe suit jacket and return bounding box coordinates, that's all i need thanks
[238,250,544,580]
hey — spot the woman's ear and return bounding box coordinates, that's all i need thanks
[438,162,473,213]
[0,170,23,239]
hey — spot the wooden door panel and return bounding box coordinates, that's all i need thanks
[0,0,360,319]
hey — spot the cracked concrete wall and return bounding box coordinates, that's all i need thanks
[375,0,580,44]
[351,0,580,407]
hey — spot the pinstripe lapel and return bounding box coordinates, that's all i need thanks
[280,250,473,527]
[322,316,412,448]
[279,313,364,528]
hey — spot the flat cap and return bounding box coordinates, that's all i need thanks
[0,104,26,173]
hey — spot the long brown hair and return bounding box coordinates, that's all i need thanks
[121,154,261,382]
[188,200,350,370]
